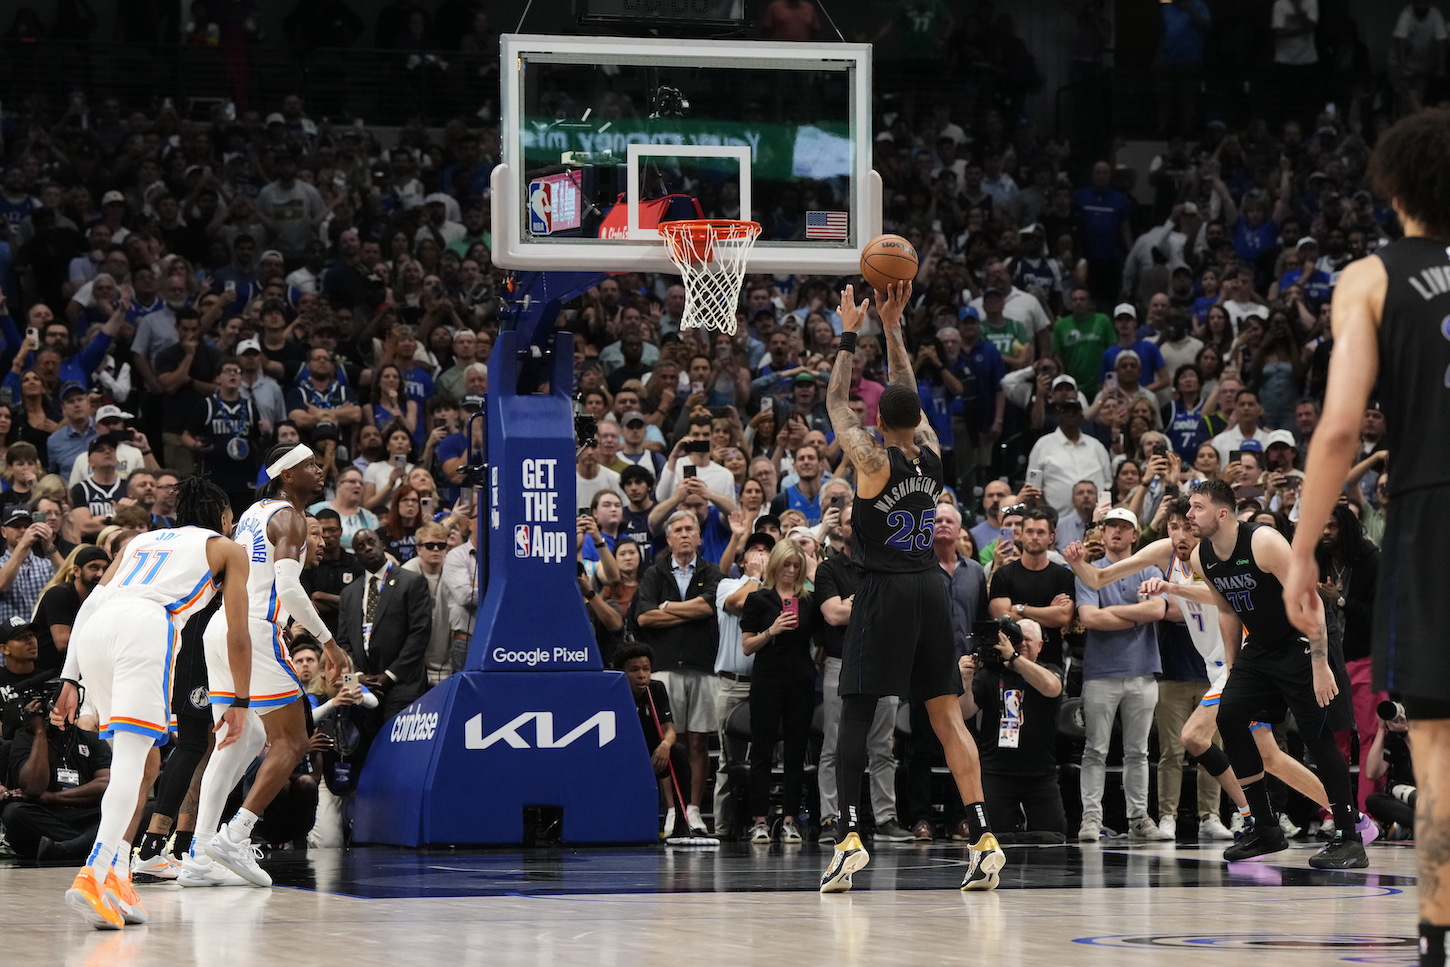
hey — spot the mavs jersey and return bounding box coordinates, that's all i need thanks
[852,446,944,574]
[100,526,219,631]
[230,499,304,625]
[1165,398,1208,460]
[1198,522,1302,651]
[72,477,126,518]
[198,394,259,492]
[1376,237,1450,496]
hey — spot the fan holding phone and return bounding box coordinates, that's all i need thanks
[737,538,819,845]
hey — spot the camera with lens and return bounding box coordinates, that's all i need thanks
[0,676,63,739]
[972,615,1024,671]
[1378,700,1407,722]
[575,414,598,451]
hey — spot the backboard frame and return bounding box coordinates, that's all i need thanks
[491,33,881,276]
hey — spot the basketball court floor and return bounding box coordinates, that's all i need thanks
[3,840,1421,966]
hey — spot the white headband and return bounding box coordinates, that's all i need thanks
[266,444,315,481]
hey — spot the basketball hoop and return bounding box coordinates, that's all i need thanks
[659,219,761,336]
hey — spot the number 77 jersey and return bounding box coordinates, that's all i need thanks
[104,526,220,631]
[852,446,945,574]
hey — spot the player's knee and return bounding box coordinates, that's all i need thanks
[1181,720,1212,755]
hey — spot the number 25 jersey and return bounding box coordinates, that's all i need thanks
[852,445,944,574]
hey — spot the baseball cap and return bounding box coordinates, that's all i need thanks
[101,190,126,206]
[787,526,818,545]
[957,305,981,322]
[260,249,285,263]
[1018,223,1041,236]
[95,404,133,424]
[1282,469,1306,483]
[59,381,87,399]
[1237,439,1264,454]
[0,615,32,640]
[1103,507,1139,529]
[265,112,286,126]
[792,372,818,384]
[424,192,452,207]
[461,393,485,412]
[622,410,647,428]
[1180,201,1199,216]
[743,532,776,554]
[1297,236,1319,249]
[238,338,262,355]
[1113,303,1137,319]
[1265,428,1297,449]
[1051,374,1078,391]
[2,505,33,527]
[89,434,121,454]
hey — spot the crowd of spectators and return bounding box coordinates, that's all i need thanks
[0,0,1439,851]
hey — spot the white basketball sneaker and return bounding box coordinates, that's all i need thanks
[204,827,272,888]
[178,850,250,887]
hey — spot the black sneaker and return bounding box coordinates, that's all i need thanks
[818,818,838,845]
[1308,832,1368,869]
[874,818,914,842]
[1222,818,1288,861]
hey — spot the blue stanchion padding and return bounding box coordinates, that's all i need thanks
[353,670,658,846]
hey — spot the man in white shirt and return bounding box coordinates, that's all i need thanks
[66,405,156,485]
[577,441,623,511]
[711,532,770,839]
[1026,396,1112,516]
[1222,267,1270,333]
[656,414,735,502]
[235,338,285,431]
[1391,1,1448,113]
[1210,387,1273,466]
[968,258,1054,359]
[1272,0,1319,66]
[1122,203,1200,301]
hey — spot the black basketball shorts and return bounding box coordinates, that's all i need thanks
[839,568,961,702]
[1374,485,1450,706]
[1219,639,1354,736]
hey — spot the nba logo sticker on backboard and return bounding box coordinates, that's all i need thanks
[514,524,531,557]
[529,182,552,235]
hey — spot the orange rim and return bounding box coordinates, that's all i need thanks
[658,219,762,242]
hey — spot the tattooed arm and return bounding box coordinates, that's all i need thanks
[913,411,940,457]
[830,285,890,494]
[877,280,916,392]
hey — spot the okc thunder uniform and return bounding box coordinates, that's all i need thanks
[70,527,220,746]
[203,499,305,711]
[1169,556,1229,704]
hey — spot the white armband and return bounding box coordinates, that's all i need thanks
[275,558,331,640]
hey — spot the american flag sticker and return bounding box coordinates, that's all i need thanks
[805,211,849,240]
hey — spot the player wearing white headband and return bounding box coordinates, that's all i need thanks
[181,442,347,888]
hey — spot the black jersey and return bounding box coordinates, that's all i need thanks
[851,445,944,574]
[1376,236,1450,496]
[70,477,125,519]
[1199,521,1303,651]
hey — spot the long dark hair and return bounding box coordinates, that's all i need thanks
[1315,502,1370,572]
[175,475,232,532]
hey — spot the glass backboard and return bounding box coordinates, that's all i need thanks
[491,34,879,275]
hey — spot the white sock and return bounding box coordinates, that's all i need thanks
[228,808,260,839]
[114,841,132,880]
[1238,804,1251,817]
[85,732,152,882]
[194,709,266,852]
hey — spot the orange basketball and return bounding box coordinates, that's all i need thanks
[859,234,919,294]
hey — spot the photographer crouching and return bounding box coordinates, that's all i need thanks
[1,662,111,861]
[958,616,1066,844]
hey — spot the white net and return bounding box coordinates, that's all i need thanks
[659,220,762,336]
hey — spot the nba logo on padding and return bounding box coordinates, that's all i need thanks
[514,524,531,558]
